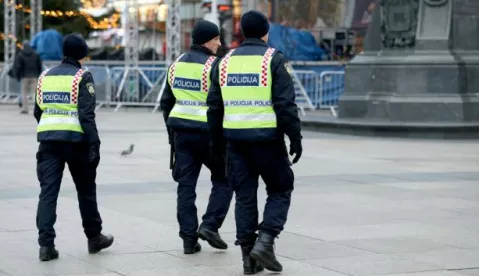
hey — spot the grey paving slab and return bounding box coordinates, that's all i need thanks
[216,260,350,276]
[411,228,479,249]
[62,274,122,276]
[334,237,449,254]
[456,268,479,275]
[272,232,374,260]
[305,254,443,276]
[379,271,465,276]
[399,249,479,270]
[1,106,479,275]
[0,253,110,276]
[127,266,237,276]
[73,252,189,275]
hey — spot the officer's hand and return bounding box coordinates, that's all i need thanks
[88,143,100,168]
[289,139,303,164]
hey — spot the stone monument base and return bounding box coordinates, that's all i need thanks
[301,111,479,139]
[337,0,479,127]
[338,51,479,122]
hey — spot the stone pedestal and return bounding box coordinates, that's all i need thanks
[338,0,479,123]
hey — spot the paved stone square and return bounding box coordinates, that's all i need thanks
[1,105,479,276]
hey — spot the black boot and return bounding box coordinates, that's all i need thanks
[88,233,114,254]
[198,225,228,250]
[241,245,264,275]
[250,232,282,272]
[184,241,202,255]
[39,246,59,261]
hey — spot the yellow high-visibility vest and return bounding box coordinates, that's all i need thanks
[219,47,277,140]
[168,53,217,129]
[36,68,85,136]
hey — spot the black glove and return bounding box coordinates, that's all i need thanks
[289,139,302,164]
[88,143,100,168]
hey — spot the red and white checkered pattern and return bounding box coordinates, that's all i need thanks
[201,56,217,92]
[220,49,236,87]
[71,69,85,104]
[169,62,177,85]
[168,54,184,85]
[36,69,50,105]
[260,47,275,86]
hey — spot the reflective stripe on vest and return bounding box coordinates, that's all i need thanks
[37,69,85,134]
[168,55,217,124]
[219,48,277,129]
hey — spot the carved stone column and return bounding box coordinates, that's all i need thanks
[338,0,479,123]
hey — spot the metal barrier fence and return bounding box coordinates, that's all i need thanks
[0,61,346,115]
[292,69,317,115]
[319,71,345,116]
[106,67,167,111]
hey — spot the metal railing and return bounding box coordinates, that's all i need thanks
[291,69,317,116]
[0,61,347,115]
[319,71,345,117]
[106,67,167,111]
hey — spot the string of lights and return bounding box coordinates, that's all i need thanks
[0,3,120,48]
[0,0,120,30]
[0,32,25,48]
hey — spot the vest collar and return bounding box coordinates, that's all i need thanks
[62,57,82,68]
[241,38,268,47]
[190,44,214,56]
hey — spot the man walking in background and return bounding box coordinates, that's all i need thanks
[12,41,43,114]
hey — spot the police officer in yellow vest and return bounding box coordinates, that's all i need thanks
[207,11,303,274]
[33,34,113,261]
[160,20,233,255]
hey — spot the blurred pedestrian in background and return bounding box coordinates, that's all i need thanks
[11,40,43,114]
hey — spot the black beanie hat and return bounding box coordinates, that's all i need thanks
[192,20,220,45]
[63,34,88,60]
[241,10,270,39]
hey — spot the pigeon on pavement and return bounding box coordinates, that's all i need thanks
[121,144,134,156]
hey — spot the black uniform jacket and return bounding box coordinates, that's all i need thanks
[206,38,302,143]
[34,57,100,144]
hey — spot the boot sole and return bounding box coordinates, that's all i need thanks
[40,255,58,262]
[88,237,114,254]
[250,250,282,272]
[183,248,201,254]
[197,230,228,250]
[244,266,264,275]
[39,253,59,262]
[184,244,202,254]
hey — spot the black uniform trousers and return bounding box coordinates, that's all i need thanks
[36,142,103,247]
[227,139,294,245]
[173,130,233,243]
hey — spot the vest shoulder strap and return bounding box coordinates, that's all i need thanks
[219,49,236,86]
[71,69,86,105]
[36,69,51,105]
[260,47,276,86]
[201,56,217,92]
[168,54,186,85]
